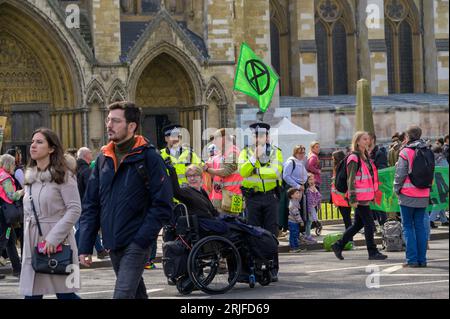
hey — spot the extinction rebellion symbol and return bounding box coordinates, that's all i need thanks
[245,59,270,95]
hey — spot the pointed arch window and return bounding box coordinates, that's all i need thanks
[385,0,418,93]
[315,0,349,95]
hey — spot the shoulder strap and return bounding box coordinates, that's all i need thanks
[291,159,296,174]
[135,160,150,191]
[29,185,43,238]
[135,147,152,191]
[352,152,361,172]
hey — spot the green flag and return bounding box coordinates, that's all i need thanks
[234,43,279,113]
[370,166,449,212]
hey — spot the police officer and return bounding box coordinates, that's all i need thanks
[160,124,202,187]
[239,122,283,281]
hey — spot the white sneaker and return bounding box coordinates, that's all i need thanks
[0,257,7,267]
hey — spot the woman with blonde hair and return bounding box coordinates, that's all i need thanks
[166,163,219,219]
[280,145,308,236]
[20,128,81,299]
[331,131,387,261]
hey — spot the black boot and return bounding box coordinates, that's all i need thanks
[331,243,344,260]
[369,252,388,260]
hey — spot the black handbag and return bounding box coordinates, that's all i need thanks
[0,199,24,224]
[29,185,73,275]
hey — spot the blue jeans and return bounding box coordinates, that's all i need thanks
[400,205,428,265]
[424,212,431,241]
[430,210,448,223]
[288,221,300,249]
[25,293,80,299]
[109,242,151,299]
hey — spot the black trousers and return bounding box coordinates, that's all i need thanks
[339,206,353,230]
[338,206,354,242]
[337,205,378,257]
[0,222,21,273]
[245,192,279,274]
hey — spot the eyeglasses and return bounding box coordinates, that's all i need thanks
[186,174,201,179]
[105,117,125,125]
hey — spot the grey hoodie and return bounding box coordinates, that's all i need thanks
[394,139,430,208]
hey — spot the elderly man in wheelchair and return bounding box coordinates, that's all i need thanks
[162,162,278,295]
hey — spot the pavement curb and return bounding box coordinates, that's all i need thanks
[1,229,448,274]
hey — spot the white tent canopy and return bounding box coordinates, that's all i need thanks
[271,117,318,162]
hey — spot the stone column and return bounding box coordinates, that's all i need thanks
[290,0,318,97]
[434,0,449,94]
[206,0,234,62]
[90,0,121,63]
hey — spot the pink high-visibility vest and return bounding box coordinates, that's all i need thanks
[399,148,431,198]
[346,154,379,202]
[0,168,15,204]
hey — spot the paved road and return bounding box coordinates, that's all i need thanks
[0,239,448,299]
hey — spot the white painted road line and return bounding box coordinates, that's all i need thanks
[380,274,449,277]
[377,280,449,288]
[381,265,403,274]
[306,258,449,274]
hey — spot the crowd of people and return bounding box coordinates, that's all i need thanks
[0,100,448,298]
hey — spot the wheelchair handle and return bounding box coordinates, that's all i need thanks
[175,203,190,228]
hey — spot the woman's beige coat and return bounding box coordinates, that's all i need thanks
[19,160,81,296]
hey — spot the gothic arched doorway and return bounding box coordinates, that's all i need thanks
[135,52,202,149]
[0,2,82,156]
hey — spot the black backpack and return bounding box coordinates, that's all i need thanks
[406,146,435,189]
[335,153,361,193]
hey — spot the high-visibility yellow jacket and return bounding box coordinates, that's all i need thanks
[238,144,283,193]
[160,147,202,187]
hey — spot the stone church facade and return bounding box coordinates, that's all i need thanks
[0,0,448,155]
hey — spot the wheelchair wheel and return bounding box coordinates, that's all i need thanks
[188,235,241,295]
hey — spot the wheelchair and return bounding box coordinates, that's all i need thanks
[162,204,276,295]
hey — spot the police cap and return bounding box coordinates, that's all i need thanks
[163,124,183,137]
[249,122,271,135]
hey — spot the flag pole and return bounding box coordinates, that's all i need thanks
[257,110,265,122]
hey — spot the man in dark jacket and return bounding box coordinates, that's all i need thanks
[78,102,173,299]
[369,133,388,227]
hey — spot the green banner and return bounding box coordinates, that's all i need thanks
[233,43,279,113]
[370,166,449,212]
